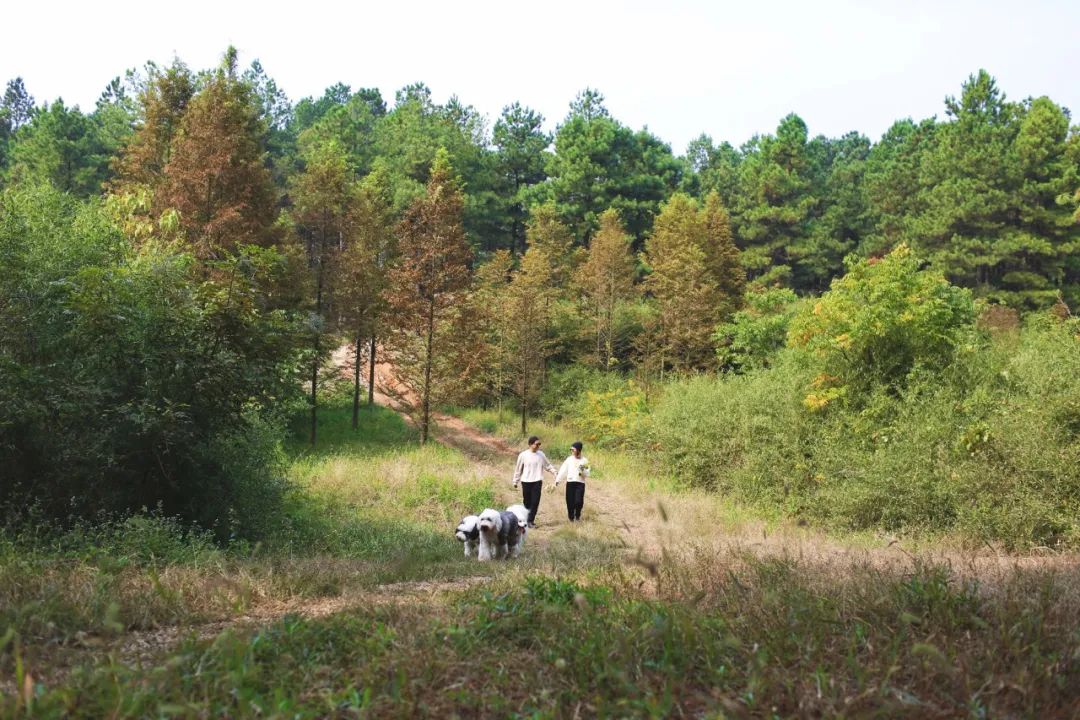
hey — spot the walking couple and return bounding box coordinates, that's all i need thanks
[512,436,590,527]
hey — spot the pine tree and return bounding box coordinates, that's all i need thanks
[644,193,720,372]
[384,149,474,443]
[578,208,636,367]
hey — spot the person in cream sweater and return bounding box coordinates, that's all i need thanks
[554,441,590,522]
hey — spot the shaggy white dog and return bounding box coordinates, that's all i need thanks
[476,508,503,561]
[506,504,528,549]
[454,515,480,557]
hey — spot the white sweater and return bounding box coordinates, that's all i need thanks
[555,455,590,485]
[513,449,555,484]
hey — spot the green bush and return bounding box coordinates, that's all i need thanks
[646,317,1080,547]
[713,287,801,371]
[788,244,976,409]
[0,184,304,539]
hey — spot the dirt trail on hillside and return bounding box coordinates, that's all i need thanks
[338,346,1080,582]
[333,345,663,559]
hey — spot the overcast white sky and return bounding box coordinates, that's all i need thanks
[4,0,1077,153]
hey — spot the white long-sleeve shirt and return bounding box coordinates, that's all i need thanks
[513,449,555,484]
[555,455,590,485]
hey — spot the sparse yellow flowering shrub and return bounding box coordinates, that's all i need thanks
[580,383,648,447]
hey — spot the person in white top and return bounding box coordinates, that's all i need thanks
[554,441,590,521]
[512,435,556,527]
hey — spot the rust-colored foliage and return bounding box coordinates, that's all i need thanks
[383,149,476,443]
[156,50,278,259]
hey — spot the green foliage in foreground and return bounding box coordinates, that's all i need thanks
[7,557,1078,718]
[0,399,494,646]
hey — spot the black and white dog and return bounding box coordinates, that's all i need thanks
[497,508,524,559]
[454,515,480,557]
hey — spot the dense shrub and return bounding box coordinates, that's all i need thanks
[0,185,304,538]
[713,287,802,371]
[541,365,647,447]
[647,317,1080,546]
[788,244,976,408]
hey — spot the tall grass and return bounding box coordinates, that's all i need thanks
[12,550,1079,718]
[0,397,497,649]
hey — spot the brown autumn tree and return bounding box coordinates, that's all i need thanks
[383,148,474,443]
[700,190,746,319]
[502,245,558,434]
[578,207,636,368]
[471,249,515,422]
[644,193,721,372]
[112,59,195,191]
[157,47,278,259]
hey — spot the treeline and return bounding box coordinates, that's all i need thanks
[2,56,1078,306]
[1,48,1078,541]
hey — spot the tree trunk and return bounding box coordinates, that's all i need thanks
[352,327,363,429]
[310,332,319,447]
[367,334,377,407]
[310,230,326,448]
[520,358,528,436]
[421,300,435,444]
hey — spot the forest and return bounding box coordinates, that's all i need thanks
[3,46,1080,717]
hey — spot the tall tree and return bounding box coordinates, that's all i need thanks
[700,191,746,318]
[290,138,355,445]
[908,71,1080,307]
[644,193,721,372]
[112,60,195,190]
[503,244,557,434]
[578,207,636,367]
[6,99,114,195]
[731,113,817,287]
[2,78,35,131]
[493,102,550,254]
[384,149,474,443]
[157,48,278,259]
[337,160,396,426]
[471,249,515,420]
[538,89,682,244]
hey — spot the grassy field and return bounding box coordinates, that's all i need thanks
[3,399,1080,717]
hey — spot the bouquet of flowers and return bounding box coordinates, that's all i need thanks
[578,461,590,479]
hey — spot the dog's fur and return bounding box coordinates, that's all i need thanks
[506,504,528,549]
[454,515,480,557]
[498,510,524,559]
[476,508,503,561]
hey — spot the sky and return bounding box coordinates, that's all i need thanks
[3,0,1078,154]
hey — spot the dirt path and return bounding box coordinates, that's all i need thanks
[336,346,1080,582]
[331,346,664,559]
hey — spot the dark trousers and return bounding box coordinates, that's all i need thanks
[522,482,542,523]
[565,482,585,520]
